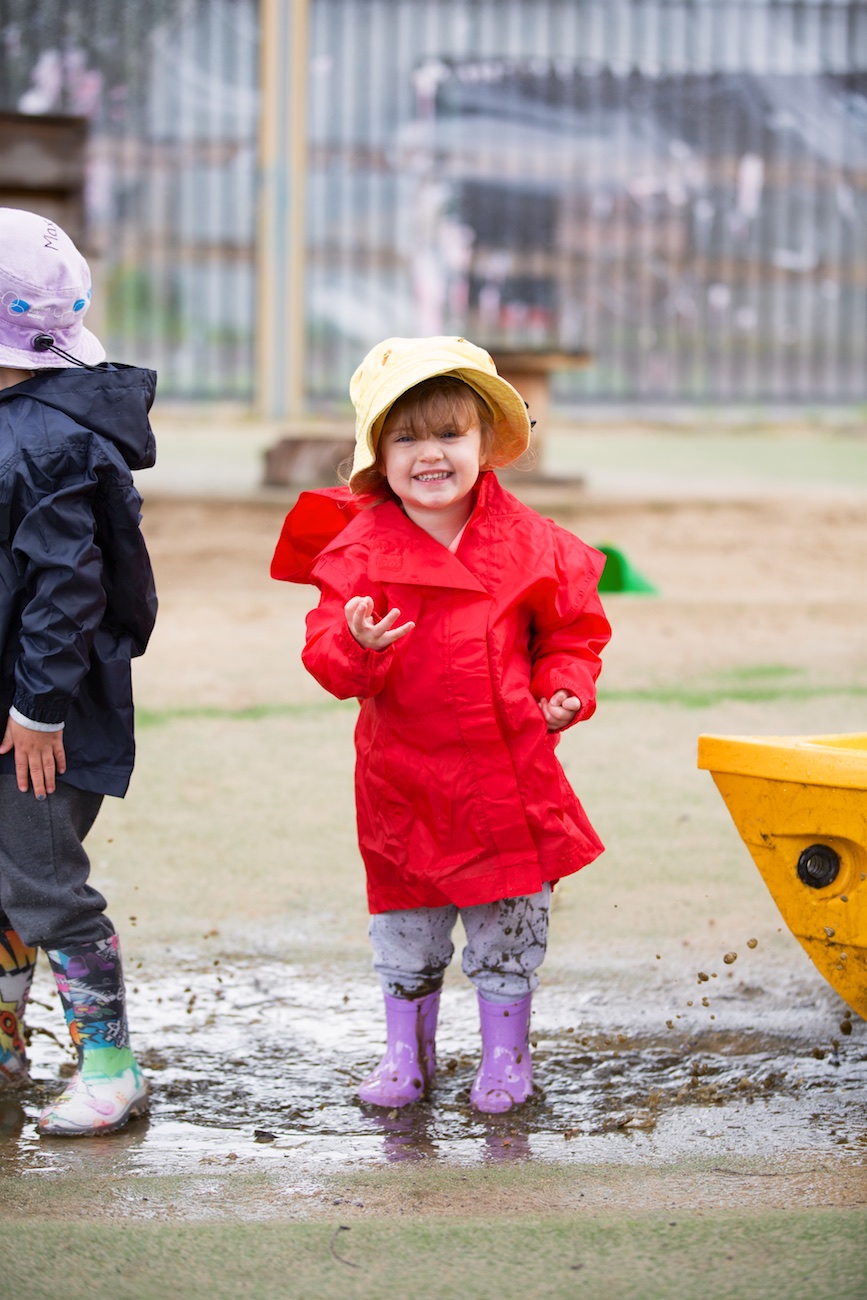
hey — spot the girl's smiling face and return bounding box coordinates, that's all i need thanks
[380,417,483,520]
[373,377,493,541]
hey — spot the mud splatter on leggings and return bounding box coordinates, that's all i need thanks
[368,885,551,1002]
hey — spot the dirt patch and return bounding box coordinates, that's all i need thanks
[136,492,867,712]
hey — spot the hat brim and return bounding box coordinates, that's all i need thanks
[0,323,106,371]
[349,360,531,489]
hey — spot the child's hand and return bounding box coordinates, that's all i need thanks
[538,689,582,732]
[0,716,67,800]
[345,596,415,651]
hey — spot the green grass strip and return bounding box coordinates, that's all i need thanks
[137,699,355,727]
[137,682,867,727]
[2,1210,865,1300]
[598,683,867,708]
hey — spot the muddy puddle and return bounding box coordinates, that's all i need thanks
[2,956,865,1182]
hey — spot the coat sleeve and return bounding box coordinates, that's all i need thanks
[527,528,611,727]
[10,469,107,725]
[301,554,397,701]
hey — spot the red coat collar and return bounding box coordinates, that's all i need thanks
[273,474,514,594]
[361,499,488,594]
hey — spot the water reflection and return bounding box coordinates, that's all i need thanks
[0,1095,25,1142]
[361,1106,439,1163]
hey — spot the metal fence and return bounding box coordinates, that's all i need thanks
[2,0,866,403]
[0,0,259,398]
[307,0,867,403]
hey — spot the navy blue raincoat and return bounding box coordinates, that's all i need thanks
[0,365,158,797]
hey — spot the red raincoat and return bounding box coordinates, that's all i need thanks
[271,472,611,913]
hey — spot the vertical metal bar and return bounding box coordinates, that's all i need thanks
[746,0,772,403]
[585,1,605,399]
[605,0,626,396]
[231,0,257,401]
[142,0,160,385]
[310,0,339,402]
[847,0,867,398]
[206,0,220,397]
[797,0,818,399]
[118,0,136,370]
[804,0,820,401]
[257,0,309,417]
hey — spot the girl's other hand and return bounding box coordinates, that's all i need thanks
[538,689,582,732]
[345,596,415,651]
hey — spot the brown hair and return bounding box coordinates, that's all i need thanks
[344,375,495,495]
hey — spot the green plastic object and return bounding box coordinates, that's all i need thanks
[596,544,658,595]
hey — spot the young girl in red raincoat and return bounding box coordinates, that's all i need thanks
[272,336,610,1112]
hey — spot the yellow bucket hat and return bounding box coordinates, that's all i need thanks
[348,336,531,488]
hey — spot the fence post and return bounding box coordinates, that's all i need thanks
[256,0,309,418]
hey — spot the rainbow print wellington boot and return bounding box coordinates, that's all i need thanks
[38,934,148,1137]
[0,930,38,1086]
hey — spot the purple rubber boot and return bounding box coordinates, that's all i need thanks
[357,989,440,1107]
[470,992,534,1113]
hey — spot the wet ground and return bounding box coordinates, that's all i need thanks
[4,954,865,1195]
[1,460,866,1293]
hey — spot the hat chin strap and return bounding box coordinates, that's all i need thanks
[31,333,97,370]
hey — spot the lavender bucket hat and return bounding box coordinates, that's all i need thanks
[0,207,105,369]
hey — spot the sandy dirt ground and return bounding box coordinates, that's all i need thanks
[1,435,866,1298]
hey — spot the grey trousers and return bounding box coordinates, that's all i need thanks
[368,884,551,1003]
[0,776,113,949]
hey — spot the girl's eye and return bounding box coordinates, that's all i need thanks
[439,429,459,439]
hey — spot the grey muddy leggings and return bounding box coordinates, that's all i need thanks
[368,884,551,1003]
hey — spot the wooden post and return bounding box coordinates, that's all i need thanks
[489,350,593,475]
[256,0,309,419]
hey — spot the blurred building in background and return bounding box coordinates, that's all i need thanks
[0,0,865,410]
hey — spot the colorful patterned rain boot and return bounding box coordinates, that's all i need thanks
[0,931,38,1086]
[357,989,440,1107]
[470,992,534,1113]
[38,934,148,1137]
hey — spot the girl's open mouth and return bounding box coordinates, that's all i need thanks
[414,471,452,482]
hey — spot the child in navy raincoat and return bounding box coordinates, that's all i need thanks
[0,208,157,1136]
[272,336,610,1112]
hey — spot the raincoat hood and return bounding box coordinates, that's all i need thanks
[270,485,363,584]
[0,364,157,471]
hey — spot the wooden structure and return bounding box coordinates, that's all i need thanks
[257,0,309,420]
[0,112,88,247]
[262,432,355,488]
[489,349,593,471]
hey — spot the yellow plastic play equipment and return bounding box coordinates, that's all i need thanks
[698,732,867,1019]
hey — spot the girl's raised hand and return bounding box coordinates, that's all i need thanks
[345,595,415,651]
[538,689,582,732]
